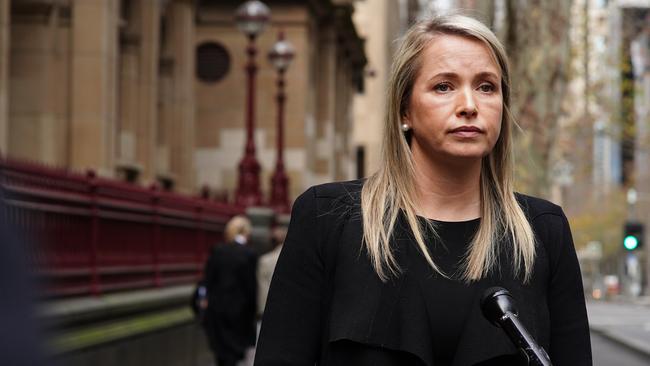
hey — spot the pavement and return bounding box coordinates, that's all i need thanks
[40,285,197,355]
[40,284,194,325]
[587,297,650,359]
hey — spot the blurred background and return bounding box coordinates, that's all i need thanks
[0,0,649,365]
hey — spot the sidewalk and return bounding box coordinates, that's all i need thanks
[587,299,650,359]
[40,285,197,355]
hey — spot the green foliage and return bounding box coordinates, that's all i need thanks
[568,189,626,258]
[502,0,574,198]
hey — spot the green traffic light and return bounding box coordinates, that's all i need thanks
[624,235,639,250]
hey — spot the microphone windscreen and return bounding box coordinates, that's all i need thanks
[481,286,517,325]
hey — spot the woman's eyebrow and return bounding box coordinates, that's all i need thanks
[427,71,500,83]
[427,72,459,82]
[474,71,500,80]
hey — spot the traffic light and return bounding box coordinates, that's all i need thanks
[623,221,644,251]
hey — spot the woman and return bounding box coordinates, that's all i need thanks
[202,215,258,366]
[255,14,591,366]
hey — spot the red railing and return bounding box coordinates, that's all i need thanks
[0,157,243,297]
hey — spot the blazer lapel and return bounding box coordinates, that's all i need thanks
[450,280,520,366]
[327,213,435,366]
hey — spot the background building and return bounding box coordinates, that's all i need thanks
[3,1,650,364]
[351,0,419,177]
[194,0,366,200]
[0,0,367,202]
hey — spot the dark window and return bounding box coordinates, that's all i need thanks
[120,0,130,21]
[196,42,230,83]
[620,45,635,186]
[356,146,366,179]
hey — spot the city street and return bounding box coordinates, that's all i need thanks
[592,332,650,366]
[2,0,650,365]
[588,300,650,365]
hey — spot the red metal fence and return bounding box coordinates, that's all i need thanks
[0,158,243,297]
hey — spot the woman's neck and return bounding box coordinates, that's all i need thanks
[412,151,482,222]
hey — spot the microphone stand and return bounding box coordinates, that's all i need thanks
[481,287,553,366]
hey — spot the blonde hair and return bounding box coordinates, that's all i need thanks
[361,14,536,283]
[224,215,252,243]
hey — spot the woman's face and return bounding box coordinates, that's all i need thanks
[404,34,503,163]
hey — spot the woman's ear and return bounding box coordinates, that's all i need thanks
[402,113,410,125]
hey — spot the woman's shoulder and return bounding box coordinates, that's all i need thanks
[311,178,365,199]
[515,193,572,256]
[515,193,566,222]
[295,179,365,207]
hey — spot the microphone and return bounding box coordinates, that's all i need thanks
[481,287,553,366]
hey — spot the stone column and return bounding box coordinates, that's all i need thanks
[8,1,70,165]
[157,57,173,185]
[70,0,119,174]
[116,0,142,181]
[0,0,9,153]
[135,0,161,184]
[164,0,196,192]
[333,49,349,180]
[313,24,337,183]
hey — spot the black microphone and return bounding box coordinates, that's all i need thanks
[481,287,553,366]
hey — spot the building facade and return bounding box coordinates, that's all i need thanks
[0,0,366,202]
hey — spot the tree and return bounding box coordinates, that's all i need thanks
[501,0,574,197]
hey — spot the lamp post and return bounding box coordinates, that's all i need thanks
[234,0,270,207]
[268,31,294,213]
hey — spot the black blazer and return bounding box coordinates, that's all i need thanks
[255,180,591,366]
[203,241,258,360]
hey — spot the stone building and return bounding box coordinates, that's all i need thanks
[351,0,420,177]
[0,0,366,201]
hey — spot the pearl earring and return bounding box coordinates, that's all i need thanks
[401,123,411,132]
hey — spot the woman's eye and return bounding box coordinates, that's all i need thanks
[478,83,495,93]
[434,83,452,92]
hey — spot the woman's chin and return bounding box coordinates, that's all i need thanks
[441,150,489,161]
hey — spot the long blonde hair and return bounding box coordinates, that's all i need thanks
[361,14,536,283]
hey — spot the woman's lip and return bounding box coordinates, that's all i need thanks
[450,126,483,133]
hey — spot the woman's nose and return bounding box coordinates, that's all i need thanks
[455,87,478,118]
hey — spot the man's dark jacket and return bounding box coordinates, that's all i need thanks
[254,180,592,366]
[203,241,258,362]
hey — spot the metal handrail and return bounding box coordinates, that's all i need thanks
[0,157,243,298]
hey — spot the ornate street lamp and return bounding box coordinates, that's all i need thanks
[234,0,270,207]
[268,31,295,213]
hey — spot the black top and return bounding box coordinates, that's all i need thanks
[254,180,592,366]
[203,242,258,361]
[416,218,481,366]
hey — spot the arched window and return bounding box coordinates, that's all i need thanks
[196,42,230,83]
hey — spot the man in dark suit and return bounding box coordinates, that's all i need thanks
[202,215,258,366]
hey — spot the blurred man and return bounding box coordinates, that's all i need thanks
[257,226,287,316]
[201,215,258,366]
